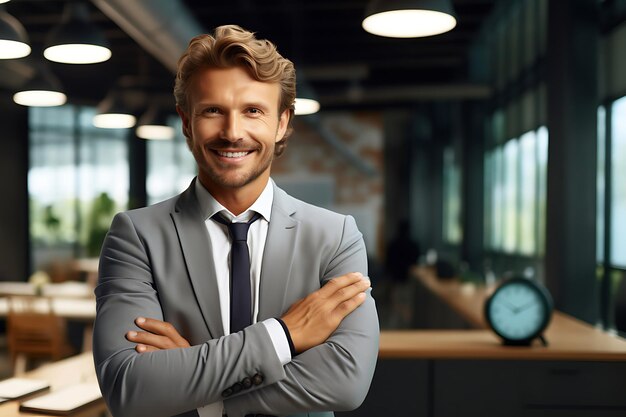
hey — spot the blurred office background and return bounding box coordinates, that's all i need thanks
[0,0,626,386]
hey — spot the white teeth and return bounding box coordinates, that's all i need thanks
[217,151,249,158]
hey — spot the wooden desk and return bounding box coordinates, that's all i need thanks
[0,298,96,321]
[413,267,491,328]
[0,352,106,417]
[345,268,626,417]
[388,266,626,361]
[0,282,93,299]
[379,327,626,361]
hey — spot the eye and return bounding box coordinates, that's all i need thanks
[202,107,221,116]
[246,107,263,115]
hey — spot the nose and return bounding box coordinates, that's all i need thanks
[221,113,242,142]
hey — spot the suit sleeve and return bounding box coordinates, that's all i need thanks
[93,212,287,417]
[223,215,380,417]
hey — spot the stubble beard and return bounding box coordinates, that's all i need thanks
[202,146,275,190]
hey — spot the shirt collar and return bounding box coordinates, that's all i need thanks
[194,177,274,223]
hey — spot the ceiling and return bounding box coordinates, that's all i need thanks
[1,0,495,112]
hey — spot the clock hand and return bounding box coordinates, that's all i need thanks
[514,301,537,313]
[501,301,518,312]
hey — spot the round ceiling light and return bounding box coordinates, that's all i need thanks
[93,113,137,129]
[0,10,31,59]
[43,3,111,64]
[13,90,67,107]
[362,0,457,38]
[294,98,320,116]
[44,44,111,64]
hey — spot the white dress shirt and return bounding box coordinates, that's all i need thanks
[194,178,291,417]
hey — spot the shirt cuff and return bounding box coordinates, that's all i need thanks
[262,318,292,365]
[275,317,297,356]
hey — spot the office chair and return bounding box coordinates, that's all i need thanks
[7,296,74,375]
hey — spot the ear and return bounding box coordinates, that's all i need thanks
[275,109,290,142]
[176,105,191,139]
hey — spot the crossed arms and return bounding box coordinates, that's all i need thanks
[128,272,370,354]
[93,211,379,417]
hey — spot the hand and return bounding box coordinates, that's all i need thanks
[126,317,190,353]
[280,272,370,353]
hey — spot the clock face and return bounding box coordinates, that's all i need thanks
[486,278,552,343]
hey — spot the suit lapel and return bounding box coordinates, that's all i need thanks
[171,180,225,338]
[258,185,299,320]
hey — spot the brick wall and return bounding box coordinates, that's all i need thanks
[273,111,384,260]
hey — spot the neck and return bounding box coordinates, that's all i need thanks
[199,173,270,216]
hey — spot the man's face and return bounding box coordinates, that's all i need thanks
[179,66,288,195]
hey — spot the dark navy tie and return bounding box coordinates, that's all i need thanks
[213,212,261,333]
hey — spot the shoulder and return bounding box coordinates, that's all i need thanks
[110,190,189,238]
[118,195,179,221]
[274,186,348,223]
[274,186,360,238]
[118,178,198,222]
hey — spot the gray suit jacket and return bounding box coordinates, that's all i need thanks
[93,180,379,417]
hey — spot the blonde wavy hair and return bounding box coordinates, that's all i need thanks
[174,25,296,156]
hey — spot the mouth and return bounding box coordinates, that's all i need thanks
[210,148,257,162]
[215,150,252,158]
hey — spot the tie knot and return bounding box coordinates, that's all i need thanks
[228,222,251,241]
[213,212,261,242]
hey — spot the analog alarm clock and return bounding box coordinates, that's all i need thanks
[484,277,553,346]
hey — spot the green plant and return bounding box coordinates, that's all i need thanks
[85,192,116,257]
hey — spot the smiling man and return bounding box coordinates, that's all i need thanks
[93,25,379,417]
[181,65,288,213]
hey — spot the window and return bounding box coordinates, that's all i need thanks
[443,146,462,244]
[485,146,506,251]
[484,126,548,256]
[597,106,606,263]
[519,131,537,255]
[29,105,129,268]
[611,97,626,267]
[536,126,548,256]
[502,139,518,253]
[29,107,77,247]
[484,150,494,249]
[491,146,505,250]
[146,118,197,205]
[597,97,626,334]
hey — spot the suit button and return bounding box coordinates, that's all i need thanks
[241,377,252,389]
[252,373,264,385]
[232,382,242,394]
[222,387,233,398]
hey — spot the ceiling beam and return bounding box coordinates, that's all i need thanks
[320,83,491,105]
[91,0,204,73]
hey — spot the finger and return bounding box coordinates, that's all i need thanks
[318,272,364,297]
[328,278,370,305]
[126,330,178,350]
[135,317,190,347]
[333,291,367,319]
[135,317,171,335]
[135,344,159,353]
